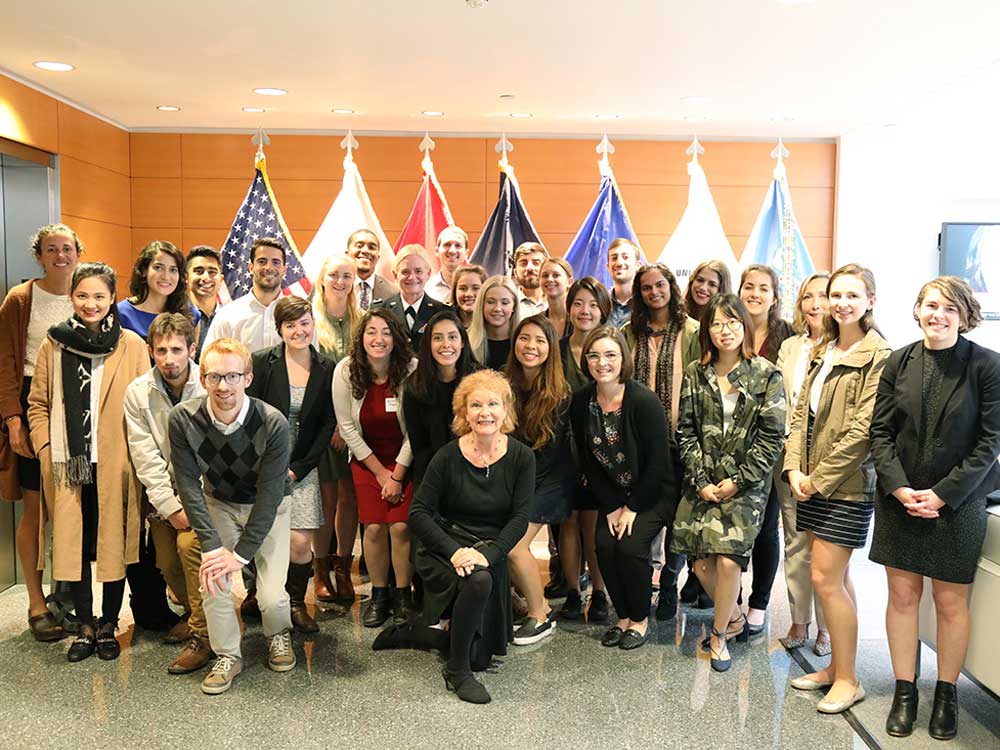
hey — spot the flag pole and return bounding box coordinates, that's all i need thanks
[340,129,359,164]
[596,133,615,177]
[772,138,796,319]
[686,136,705,165]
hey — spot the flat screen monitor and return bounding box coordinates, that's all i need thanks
[939,222,1000,320]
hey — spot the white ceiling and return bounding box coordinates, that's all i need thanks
[2,0,999,138]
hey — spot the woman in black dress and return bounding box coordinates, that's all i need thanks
[870,276,1000,741]
[402,310,481,488]
[400,369,534,704]
[569,326,674,651]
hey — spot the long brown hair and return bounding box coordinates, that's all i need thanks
[815,263,882,356]
[684,259,732,319]
[506,315,570,450]
[348,310,414,399]
[130,240,190,315]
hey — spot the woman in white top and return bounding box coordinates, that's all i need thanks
[775,272,831,656]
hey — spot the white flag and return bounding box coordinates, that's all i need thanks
[302,155,393,283]
[657,159,740,291]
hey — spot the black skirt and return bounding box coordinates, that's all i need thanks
[15,377,41,492]
[869,492,990,584]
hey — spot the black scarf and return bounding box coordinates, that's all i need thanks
[47,308,122,486]
[634,318,682,430]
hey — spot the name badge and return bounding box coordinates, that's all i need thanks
[385,397,399,413]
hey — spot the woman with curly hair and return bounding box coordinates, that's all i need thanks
[332,310,418,627]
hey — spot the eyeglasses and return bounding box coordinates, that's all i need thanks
[204,371,245,386]
[709,319,744,333]
[585,351,622,364]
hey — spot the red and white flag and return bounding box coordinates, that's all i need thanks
[393,139,455,262]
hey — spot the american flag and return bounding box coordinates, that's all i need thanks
[219,157,311,303]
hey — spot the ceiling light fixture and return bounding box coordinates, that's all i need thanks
[252,87,287,96]
[593,113,623,120]
[681,96,712,105]
[332,108,356,115]
[509,112,533,119]
[156,105,181,112]
[499,94,515,100]
[769,114,795,123]
[242,106,266,113]
[33,61,74,72]
[421,110,444,117]
[683,114,708,122]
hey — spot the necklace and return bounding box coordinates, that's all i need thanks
[470,437,502,478]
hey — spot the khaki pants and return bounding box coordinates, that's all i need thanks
[775,462,826,629]
[201,497,291,659]
[149,520,208,639]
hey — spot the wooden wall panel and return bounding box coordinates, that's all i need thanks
[131,177,182,227]
[57,103,129,175]
[266,179,340,230]
[132,227,182,253]
[181,134,255,179]
[66,215,133,275]
[131,133,181,177]
[0,75,58,153]
[182,178,251,228]
[60,156,131,226]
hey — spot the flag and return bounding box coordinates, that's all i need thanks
[393,154,455,259]
[302,153,393,283]
[742,157,816,319]
[219,153,310,303]
[656,158,739,291]
[564,163,643,288]
[470,160,543,276]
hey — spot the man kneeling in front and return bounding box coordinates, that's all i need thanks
[168,337,294,694]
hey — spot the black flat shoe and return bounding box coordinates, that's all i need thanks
[619,628,648,651]
[600,626,624,647]
[886,679,918,737]
[95,620,120,661]
[929,680,958,741]
[442,669,491,704]
[67,623,96,663]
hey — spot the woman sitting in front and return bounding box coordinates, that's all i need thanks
[407,370,534,704]
[672,294,785,672]
[569,326,673,651]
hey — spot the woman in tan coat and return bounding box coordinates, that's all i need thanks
[28,262,148,663]
[784,263,891,714]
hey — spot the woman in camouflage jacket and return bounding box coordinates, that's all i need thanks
[672,294,786,671]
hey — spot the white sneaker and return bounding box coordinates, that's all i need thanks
[267,630,296,672]
[513,617,556,646]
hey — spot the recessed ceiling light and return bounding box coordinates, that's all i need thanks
[499,94,515,100]
[883,122,897,128]
[331,108,356,115]
[683,114,708,122]
[33,61,74,72]
[156,105,181,112]
[252,87,287,96]
[769,114,795,123]
[776,0,816,5]
[421,110,444,117]
[242,106,266,113]
[509,112,533,119]
[593,113,623,120]
[681,96,712,105]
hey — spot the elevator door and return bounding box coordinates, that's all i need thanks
[0,150,58,593]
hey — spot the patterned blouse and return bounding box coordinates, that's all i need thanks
[587,396,633,490]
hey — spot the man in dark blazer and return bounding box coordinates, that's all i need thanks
[347,228,398,310]
[372,243,445,351]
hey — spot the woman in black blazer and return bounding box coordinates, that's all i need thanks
[569,325,676,651]
[870,276,1000,741]
[248,296,336,633]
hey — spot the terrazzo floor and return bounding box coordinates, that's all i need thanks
[1,548,997,750]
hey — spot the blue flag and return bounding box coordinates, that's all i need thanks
[742,159,815,319]
[220,154,310,302]
[470,161,543,276]
[564,168,641,288]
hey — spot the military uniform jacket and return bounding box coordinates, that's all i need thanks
[672,356,786,558]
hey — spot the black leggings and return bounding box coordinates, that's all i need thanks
[595,500,677,623]
[70,564,126,626]
[446,569,493,674]
[748,477,780,611]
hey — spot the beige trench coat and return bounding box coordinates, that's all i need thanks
[27,331,148,582]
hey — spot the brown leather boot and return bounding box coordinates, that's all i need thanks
[313,555,336,602]
[168,636,214,674]
[332,555,355,604]
[287,561,319,633]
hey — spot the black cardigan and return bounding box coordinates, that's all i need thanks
[402,378,459,488]
[569,379,675,515]
[247,343,337,481]
[870,336,1000,509]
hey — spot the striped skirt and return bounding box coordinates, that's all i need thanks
[796,496,873,549]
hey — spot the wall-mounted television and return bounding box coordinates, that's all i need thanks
[939,222,1000,320]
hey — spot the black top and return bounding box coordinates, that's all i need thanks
[512,391,574,500]
[569,379,674,515]
[402,378,460,488]
[588,400,632,489]
[247,343,337,480]
[485,338,511,371]
[408,438,534,567]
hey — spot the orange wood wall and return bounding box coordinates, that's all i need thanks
[130,134,835,273]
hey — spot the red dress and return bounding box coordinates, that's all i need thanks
[351,379,413,524]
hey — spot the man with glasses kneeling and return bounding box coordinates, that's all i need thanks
[168,337,295,694]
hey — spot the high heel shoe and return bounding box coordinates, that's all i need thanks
[701,613,749,651]
[708,628,731,672]
[442,668,491,704]
[885,679,918,737]
[928,680,958,740]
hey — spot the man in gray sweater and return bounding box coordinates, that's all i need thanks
[168,337,294,695]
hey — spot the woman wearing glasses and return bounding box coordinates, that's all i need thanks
[569,326,674,651]
[673,294,786,672]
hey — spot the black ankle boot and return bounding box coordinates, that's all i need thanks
[391,586,415,625]
[885,679,918,737]
[363,587,392,628]
[929,680,958,741]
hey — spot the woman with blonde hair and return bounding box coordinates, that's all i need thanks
[468,275,522,369]
[449,264,488,329]
[311,253,363,603]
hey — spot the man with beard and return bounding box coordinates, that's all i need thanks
[186,246,223,361]
[347,229,398,310]
[606,238,640,329]
[202,238,289,354]
[426,226,470,303]
[512,242,549,316]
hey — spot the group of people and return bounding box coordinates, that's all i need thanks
[0,223,997,739]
